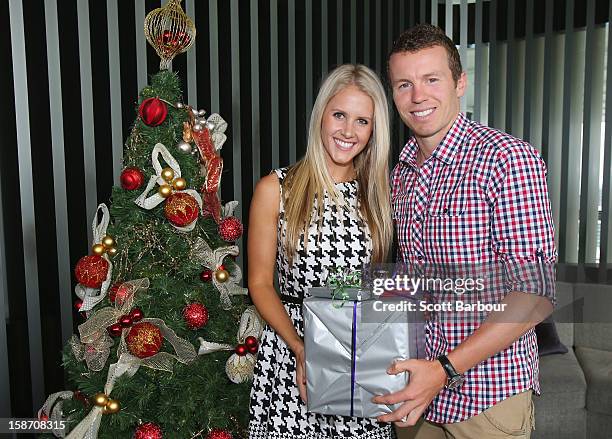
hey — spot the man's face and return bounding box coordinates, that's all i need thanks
[388,45,466,149]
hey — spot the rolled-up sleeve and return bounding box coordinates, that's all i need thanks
[487,143,557,302]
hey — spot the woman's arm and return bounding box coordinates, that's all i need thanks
[248,174,307,401]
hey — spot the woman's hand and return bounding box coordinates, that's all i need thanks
[293,341,307,404]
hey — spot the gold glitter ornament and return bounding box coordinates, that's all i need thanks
[144,0,196,70]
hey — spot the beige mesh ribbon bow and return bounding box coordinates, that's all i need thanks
[71,279,150,371]
[190,237,247,310]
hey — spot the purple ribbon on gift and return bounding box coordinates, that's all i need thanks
[350,300,358,417]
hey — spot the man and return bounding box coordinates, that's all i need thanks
[372,24,557,439]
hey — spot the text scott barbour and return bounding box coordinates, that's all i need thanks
[371,274,508,313]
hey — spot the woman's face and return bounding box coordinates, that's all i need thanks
[320,85,374,179]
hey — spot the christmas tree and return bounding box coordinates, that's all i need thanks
[39,2,259,438]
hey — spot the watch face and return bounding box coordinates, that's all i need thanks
[447,375,465,390]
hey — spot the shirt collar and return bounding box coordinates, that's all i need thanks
[399,113,470,167]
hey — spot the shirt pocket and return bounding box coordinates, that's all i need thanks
[424,188,481,262]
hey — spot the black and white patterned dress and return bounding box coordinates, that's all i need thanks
[248,168,394,439]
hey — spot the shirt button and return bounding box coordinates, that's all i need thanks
[415,215,422,223]
[417,255,424,262]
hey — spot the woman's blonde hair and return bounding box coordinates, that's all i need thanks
[282,64,393,264]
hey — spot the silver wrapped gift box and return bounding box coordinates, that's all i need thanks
[303,287,424,418]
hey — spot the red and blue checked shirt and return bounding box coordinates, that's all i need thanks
[391,113,557,423]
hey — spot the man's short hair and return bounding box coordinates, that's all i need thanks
[389,24,463,83]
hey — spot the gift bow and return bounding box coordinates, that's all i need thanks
[327,267,362,308]
[75,204,113,312]
[72,279,150,371]
[190,237,247,310]
[134,143,203,232]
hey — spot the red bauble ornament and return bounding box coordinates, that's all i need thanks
[218,216,243,242]
[119,314,133,327]
[183,303,209,329]
[164,192,199,227]
[126,322,163,358]
[75,255,109,288]
[244,336,257,347]
[133,422,163,439]
[206,428,233,439]
[74,299,83,311]
[245,336,258,354]
[138,97,168,127]
[129,307,144,322]
[107,323,123,337]
[235,344,247,356]
[120,167,145,191]
[200,269,212,282]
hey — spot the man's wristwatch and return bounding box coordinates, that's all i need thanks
[437,355,465,390]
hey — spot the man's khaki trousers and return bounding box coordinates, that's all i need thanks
[397,390,535,439]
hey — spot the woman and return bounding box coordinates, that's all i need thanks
[247,64,394,439]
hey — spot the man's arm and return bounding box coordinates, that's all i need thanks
[373,291,552,426]
[374,143,557,426]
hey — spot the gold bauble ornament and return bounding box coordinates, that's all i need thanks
[93,393,109,407]
[102,235,115,248]
[103,399,120,414]
[172,177,187,191]
[107,247,118,257]
[161,167,175,182]
[215,269,229,283]
[158,184,173,198]
[92,244,105,256]
[144,0,196,70]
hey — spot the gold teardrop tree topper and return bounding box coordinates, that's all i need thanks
[144,0,196,70]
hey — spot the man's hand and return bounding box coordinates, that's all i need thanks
[372,359,447,427]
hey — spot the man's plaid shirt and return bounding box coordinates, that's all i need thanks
[391,113,557,423]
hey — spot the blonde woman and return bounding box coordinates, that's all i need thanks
[247,64,394,439]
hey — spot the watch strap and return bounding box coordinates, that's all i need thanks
[438,354,459,379]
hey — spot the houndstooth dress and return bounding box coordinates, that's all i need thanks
[248,168,394,439]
